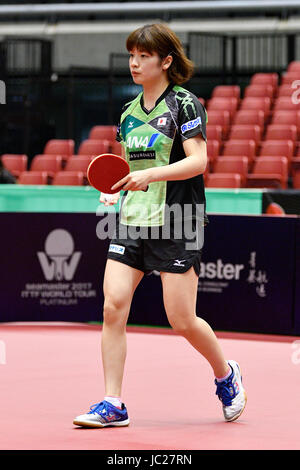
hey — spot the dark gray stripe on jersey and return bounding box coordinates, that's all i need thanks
[147,112,176,140]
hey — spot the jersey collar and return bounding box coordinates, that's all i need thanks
[140,82,174,115]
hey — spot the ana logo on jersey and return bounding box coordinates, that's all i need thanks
[126,133,159,150]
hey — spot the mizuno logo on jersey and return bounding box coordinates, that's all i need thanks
[126,133,159,150]
[181,116,201,134]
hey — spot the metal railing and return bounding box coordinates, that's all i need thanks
[0,38,52,78]
[188,32,298,79]
[0,1,300,19]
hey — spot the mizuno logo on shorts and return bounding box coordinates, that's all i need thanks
[173,259,186,267]
[109,244,125,255]
[181,116,201,134]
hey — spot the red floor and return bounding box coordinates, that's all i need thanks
[0,322,299,450]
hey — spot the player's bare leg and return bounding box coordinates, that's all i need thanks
[73,260,143,427]
[102,259,144,397]
[160,267,246,421]
[160,267,229,377]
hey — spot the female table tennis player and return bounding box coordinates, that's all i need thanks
[73,23,246,427]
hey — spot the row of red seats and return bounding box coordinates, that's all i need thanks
[2,65,300,188]
[205,171,300,189]
[207,139,300,172]
[1,152,295,188]
[204,156,293,189]
[197,63,299,189]
[18,171,85,186]
[14,163,300,188]
[1,126,121,185]
[1,142,298,189]
[2,154,95,178]
[201,69,300,179]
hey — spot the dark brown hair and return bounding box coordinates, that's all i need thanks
[126,23,194,85]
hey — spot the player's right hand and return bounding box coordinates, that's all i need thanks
[99,192,120,206]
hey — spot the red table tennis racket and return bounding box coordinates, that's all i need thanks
[87,153,130,194]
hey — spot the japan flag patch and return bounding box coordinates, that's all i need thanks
[157,117,167,126]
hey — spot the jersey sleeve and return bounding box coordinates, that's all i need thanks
[178,94,207,143]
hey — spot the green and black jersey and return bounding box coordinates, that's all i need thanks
[116,83,208,227]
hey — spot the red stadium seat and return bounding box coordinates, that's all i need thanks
[88,125,117,141]
[65,155,93,172]
[207,97,239,121]
[205,173,241,188]
[1,154,28,177]
[276,84,297,97]
[206,125,223,144]
[250,73,278,88]
[264,125,297,145]
[222,140,256,165]
[211,85,240,100]
[233,109,265,131]
[18,171,48,185]
[30,155,63,176]
[206,110,230,139]
[290,155,300,175]
[43,139,74,157]
[229,125,261,146]
[240,97,271,118]
[213,156,249,186]
[206,140,220,163]
[78,139,110,156]
[287,61,300,73]
[292,172,300,188]
[110,140,123,156]
[244,85,274,100]
[280,72,300,86]
[52,171,84,186]
[259,140,294,162]
[246,157,288,188]
[272,96,300,112]
[271,111,300,138]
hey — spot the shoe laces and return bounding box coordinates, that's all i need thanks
[215,377,235,406]
[88,402,105,415]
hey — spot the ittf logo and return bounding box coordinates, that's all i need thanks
[0,80,6,104]
[37,229,82,281]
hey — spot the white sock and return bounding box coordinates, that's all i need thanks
[216,364,232,382]
[104,396,122,409]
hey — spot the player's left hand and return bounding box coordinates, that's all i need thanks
[111,169,152,192]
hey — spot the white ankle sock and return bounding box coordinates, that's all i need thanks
[104,396,122,409]
[216,364,232,382]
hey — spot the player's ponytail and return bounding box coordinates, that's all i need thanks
[126,23,194,85]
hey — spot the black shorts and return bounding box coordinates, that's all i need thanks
[107,221,203,277]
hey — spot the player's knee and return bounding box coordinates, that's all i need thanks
[168,315,194,336]
[103,297,127,327]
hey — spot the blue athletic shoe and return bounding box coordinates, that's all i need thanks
[73,400,130,428]
[215,360,247,422]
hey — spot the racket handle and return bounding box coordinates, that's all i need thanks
[101,193,115,201]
